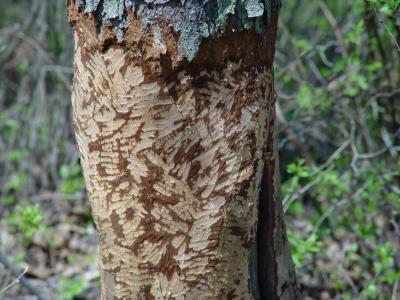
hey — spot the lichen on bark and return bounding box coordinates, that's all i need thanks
[73,0,281,60]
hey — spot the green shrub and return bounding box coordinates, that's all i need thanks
[7,204,45,245]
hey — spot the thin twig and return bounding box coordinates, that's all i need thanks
[283,137,352,212]
[30,191,85,202]
[276,103,316,166]
[392,279,399,300]
[0,251,44,300]
[372,8,400,53]
[0,266,29,295]
[317,0,348,57]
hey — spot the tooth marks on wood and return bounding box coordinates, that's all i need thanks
[71,24,272,300]
[69,0,282,298]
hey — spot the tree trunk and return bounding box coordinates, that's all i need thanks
[68,1,297,299]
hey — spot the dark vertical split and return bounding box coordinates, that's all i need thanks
[257,1,298,299]
[257,0,279,299]
[257,164,277,299]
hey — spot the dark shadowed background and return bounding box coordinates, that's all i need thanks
[0,1,399,299]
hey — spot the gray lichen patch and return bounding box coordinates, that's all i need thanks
[81,0,101,12]
[102,0,125,19]
[74,0,280,60]
[245,0,265,17]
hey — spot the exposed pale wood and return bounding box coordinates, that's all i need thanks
[69,0,298,298]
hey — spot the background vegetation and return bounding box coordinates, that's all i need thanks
[0,0,399,299]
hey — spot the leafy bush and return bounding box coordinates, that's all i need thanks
[57,277,86,300]
[59,164,86,195]
[7,204,45,245]
[277,0,399,297]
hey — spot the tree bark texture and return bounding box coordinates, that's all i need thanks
[68,1,297,299]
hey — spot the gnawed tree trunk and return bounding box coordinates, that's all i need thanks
[68,0,297,299]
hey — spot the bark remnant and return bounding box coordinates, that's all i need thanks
[72,0,281,60]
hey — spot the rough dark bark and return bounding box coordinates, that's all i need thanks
[68,0,297,298]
